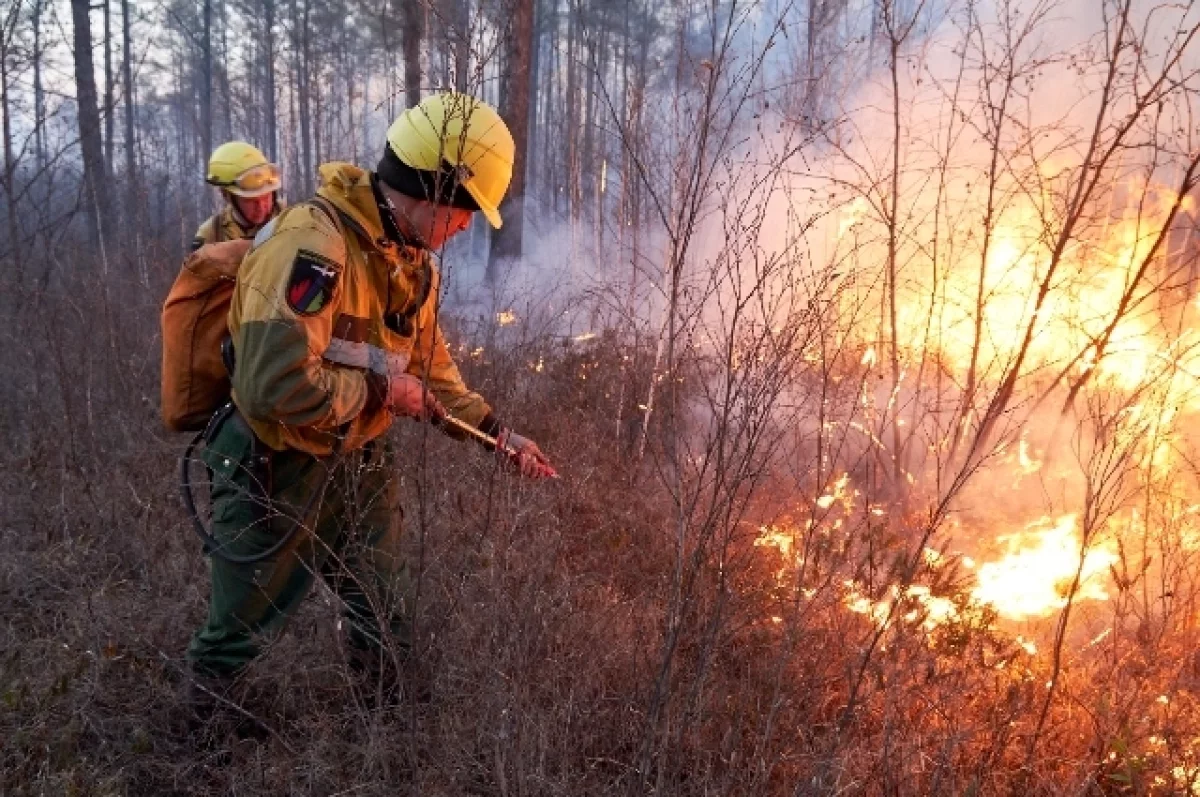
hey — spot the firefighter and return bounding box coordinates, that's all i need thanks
[194,141,283,248]
[185,92,555,720]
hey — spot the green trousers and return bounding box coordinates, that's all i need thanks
[187,412,412,678]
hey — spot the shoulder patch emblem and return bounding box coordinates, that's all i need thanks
[287,250,340,315]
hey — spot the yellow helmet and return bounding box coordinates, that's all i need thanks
[206,141,281,197]
[385,92,514,228]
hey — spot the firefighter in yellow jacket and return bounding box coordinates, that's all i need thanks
[161,143,283,433]
[186,93,554,710]
[193,141,283,248]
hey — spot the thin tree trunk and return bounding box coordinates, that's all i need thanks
[293,0,313,192]
[485,0,535,280]
[526,3,541,214]
[121,0,142,281]
[1,0,21,269]
[122,0,136,185]
[219,0,232,142]
[104,0,114,176]
[401,0,424,105]
[264,0,277,162]
[312,50,323,167]
[71,0,115,246]
[582,29,596,226]
[565,0,580,224]
[200,0,213,161]
[453,0,470,90]
[540,0,558,207]
[32,0,46,169]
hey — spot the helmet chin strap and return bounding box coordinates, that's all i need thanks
[372,174,426,249]
[227,194,250,228]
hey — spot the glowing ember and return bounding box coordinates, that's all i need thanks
[970,515,1117,621]
[754,524,796,561]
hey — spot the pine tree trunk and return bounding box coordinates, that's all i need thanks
[104,0,115,176]
[401,0,424,105]
[485,0,535,281]
[565,0,580,224]
[527,3,541,213]
[122,0,136,186]
[32,0,47,169]
[264,0,277,162]
[1,0,21,269]
[200,0,213,161]
[71,0,115,247]
[293,0,313,192]
[453,0,470,90]
[223,0,233,141]
[121,0,142,281]
[582,31,596,226]
[540,0,558,208]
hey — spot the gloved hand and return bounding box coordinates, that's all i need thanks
[386,373,445,420]
[496,428,558,480]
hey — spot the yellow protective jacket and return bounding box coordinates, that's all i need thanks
[227,162,491,455]
[191,203,276,249]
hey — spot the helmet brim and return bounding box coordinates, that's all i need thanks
[222,182,280,198]
[465,183,503,229]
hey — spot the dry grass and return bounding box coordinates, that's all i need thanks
[2,241,1199,797]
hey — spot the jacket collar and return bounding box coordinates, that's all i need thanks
[222,197,282,238]
[315,162,427,265]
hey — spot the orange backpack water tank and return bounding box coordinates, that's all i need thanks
[160,236,252,432]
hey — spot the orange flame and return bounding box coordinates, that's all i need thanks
[970,515,1117,621]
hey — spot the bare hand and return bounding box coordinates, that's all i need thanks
[387,373,445,420]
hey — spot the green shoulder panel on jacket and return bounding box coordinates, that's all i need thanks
[228,202,366,444]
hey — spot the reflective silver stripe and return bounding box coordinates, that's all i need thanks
[322,338,369,368]
[323,338,410,376]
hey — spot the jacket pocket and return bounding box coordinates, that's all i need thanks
[201,419,271,536]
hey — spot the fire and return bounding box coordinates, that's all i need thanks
[970,515,1117,621]
[844,581,961,631]
[841,181,1200,407]
[756,511,1119,630]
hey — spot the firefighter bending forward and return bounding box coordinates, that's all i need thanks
[186,92,555,709]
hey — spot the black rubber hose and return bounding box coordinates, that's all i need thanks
[179,424,332,565]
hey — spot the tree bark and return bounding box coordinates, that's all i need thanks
[71,0,115,246]
[218,0,232,143]
[264,0,277,162]
[122,0,136,182]
[401,0,424,105]
[453,0,470,90]
[1,0,21,269]
[565,0,580,223]
[32,0,46,169]
[200,0,213,160]
[292,0,313,192]
[104,0,114,176]
[486,0,535,281]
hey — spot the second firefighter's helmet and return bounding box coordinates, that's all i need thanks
[206,141,281,197]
